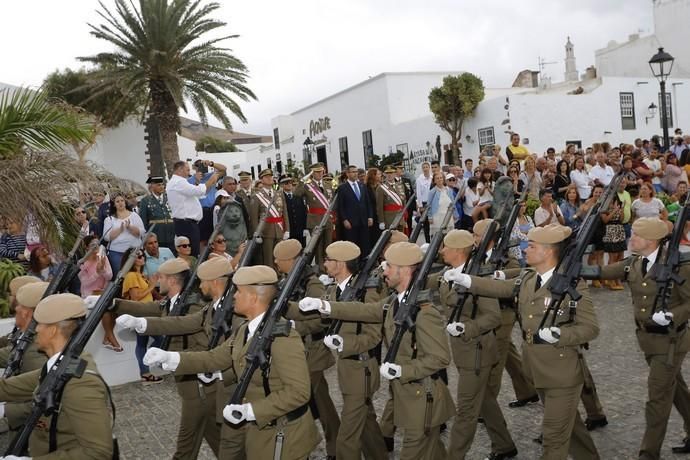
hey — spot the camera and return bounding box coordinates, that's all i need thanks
[193,159,209,174]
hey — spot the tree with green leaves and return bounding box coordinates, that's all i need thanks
[80,0,257,175]
[428,73,485,164]
[195,135,237,153]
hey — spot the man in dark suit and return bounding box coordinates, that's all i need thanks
[337,165,373,255]
[281,175,308,247]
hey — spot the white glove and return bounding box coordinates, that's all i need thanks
[256,236,263,244]
[379,261,388,271]
[446,322,465,337]
[379,223,386,230]
[303,229,310,238]
[537,327,561,344]
[116,314,147,333]
[223,403,255,424]
[197,371,223,384]
[318,274,334,286]
[443,268,471,287]
[652,310,673,326]
[324,334,344,352]
[84,295,100,310]
[143,347,180,371]
[299,297,330,313]
[380,362,402,380]
[493,270,506,280]
[420,243,430,254]
[282,232,290,240]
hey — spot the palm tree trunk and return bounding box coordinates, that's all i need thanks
[150,80,180,177]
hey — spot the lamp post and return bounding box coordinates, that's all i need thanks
[302,137,314,170]
[649,47,675,150]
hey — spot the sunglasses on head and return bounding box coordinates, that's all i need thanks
[177,244,191,249]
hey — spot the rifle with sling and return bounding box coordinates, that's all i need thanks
[158,202,237,350]
[409,200,430,243]
[206,193,281,352]
[5,224,156,456]
[383,184,464,372]
[534,172,624,340]
[326,193,416,345]
[227,191,338,414]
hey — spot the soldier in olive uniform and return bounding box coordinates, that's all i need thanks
[236,171,255,234]
[249,169,290,268]
[295,163,335,270]
[589,217,690,459]
[276,239,339,458]
[446,224,600,460]
[320,241,388,460]
[432,230,517,459]
[144,266,320,460]
[139,176,176,251]
[0,282,48,431]
[113,258,213,460]
[300,242,455,460]
[117,257,245,459]
[376,165,407,232]
[0,293,113,458]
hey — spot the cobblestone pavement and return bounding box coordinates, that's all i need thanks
[4,285,688,459]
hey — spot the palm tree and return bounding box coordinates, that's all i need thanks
[79,0,257,175]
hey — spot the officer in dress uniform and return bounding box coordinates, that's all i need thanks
[395,164,415,235]
[281,175,308,247]
[429,230,517,459]
[116,257,245,459]
[294,163,335,270]
[276,239,339,459]
[113,258,212,460]
[376,165,407,232]
[0,293,113,458]
[320,241,388,460]
[143,265,320,460]
[591,217,690,459]
[0,282,48,432]
[139,176,176,251]
[299,242,455,460]
[446,224,600,460]
[249,169,290,268]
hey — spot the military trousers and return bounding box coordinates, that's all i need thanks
[580,356,606,420]
[639,351,690,460]
[537,384,599,460]
[310,369,340,456]
[219,422,247,460]
[401,426,446,460]
[256,237,278,269]
[337,393,388,460]
[379,385,395,438]
[173,382,220,460]
[494,310,537,400]
[308,222,332,273]
[479,364,517,455]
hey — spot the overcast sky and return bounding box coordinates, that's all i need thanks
[1,0,654,135]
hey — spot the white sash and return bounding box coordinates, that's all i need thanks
[307,182,330,209]
[380,183,403,206]
[255,191,284,231]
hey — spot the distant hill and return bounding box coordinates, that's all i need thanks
[179,116,272,145]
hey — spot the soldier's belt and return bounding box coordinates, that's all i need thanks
[411,371,441,384]
[264,402,309,426]
[342,348,377,361]
[383,204,403,212]
[302,331,325,343]
[265,216,284,223]
[307,208,328,215]
[149,219,173,224]
[636,320,687,335]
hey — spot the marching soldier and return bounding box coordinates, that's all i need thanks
[395,164,415,235]
[139,176,176,252]
[249,169,290,268]
[143,265,320,460]
[295,163,335,270]
[113,258,213,460]
[1,276,41,349]
[432,229,517,459]
[591,217,690,458]
[0,293,113,458]
[320,241,388,460]
[445,224,600,459]
[116,257,244,459]
[0,282,48,432]
[376,165,407,232]
[299,242,455,459]
[276,239,340,459]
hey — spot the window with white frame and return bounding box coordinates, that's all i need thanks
[478,127,495,151]
[619,92,635,130]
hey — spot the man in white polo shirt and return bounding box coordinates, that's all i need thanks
[589,152,615,187]
[166,160,226,256]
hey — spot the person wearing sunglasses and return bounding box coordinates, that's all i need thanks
[175,235,197,270]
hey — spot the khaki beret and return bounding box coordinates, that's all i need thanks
[16,281,49,309]
[527,224,572,244]
[632,217,669,240]
[309,163,325,172]
[444,230,474,249]
[384,165,396,173]
[389,230,408,245]
[9,275,41,297]
[273,239,302,260]
[259,168,273,178]
[323,174,334,181]
[473,219,495,237]
[385,242,423,266]
[158,258,190,275]
[233,265,278,286]
[326,241,361,261]
[238,171,252,178]
[34,293,86,324]
[197,256,233,281]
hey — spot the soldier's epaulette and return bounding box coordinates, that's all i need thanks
[271,317,291,337]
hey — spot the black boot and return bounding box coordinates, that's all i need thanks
[485,448,518,459]
[508,394,539,408]
[585,416,608,431]
[672,437,690,453]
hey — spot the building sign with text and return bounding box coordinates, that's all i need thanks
[309,117,331,138]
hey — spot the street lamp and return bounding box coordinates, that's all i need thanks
[645,102,658,125]
[649,47,675,150]
[302,137,314,168]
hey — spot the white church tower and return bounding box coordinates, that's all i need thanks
[564,37,578,82]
